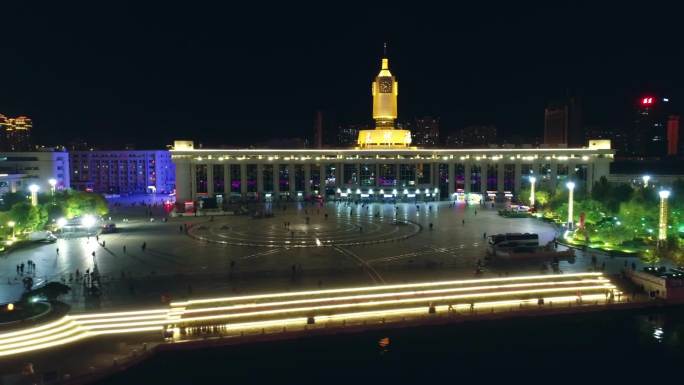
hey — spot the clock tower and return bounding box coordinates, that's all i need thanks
[357,44,412,149]
[372,54,398,128]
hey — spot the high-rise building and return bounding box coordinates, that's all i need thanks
[446,125,497,148]
[633,96,671,157]
[5,116,32,151]
[70,150,175,194]
[0,115,9,148]
[413,117,440,147]
[337,123,367,147]
[543,97,582,147]
[585,126,630,156]
[667,115,680,156]
[0,115,33,151]
[543,105,567,146]
[313,110,323,149]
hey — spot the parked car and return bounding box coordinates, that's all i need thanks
[101,223,117,233]
[28,231,57,243]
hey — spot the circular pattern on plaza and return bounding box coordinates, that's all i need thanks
[187,215,422,247]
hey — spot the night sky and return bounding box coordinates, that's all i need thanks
[1,2,682,148]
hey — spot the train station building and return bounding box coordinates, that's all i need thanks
[172,53,613,207]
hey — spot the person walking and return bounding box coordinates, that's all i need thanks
[141,242,147,252]
[123,245,127,254]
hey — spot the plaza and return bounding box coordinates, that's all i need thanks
[0,200,651,309]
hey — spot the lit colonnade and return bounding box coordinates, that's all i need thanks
[171,140,613,205]
[0,273,618,357]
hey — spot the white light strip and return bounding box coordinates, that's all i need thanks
[171,279,610,317]
[172,273,604,307]
[69,309,169,320]
[0,274,617,358]
[0,317,71,339]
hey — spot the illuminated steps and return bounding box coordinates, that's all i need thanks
[0,273,617,357]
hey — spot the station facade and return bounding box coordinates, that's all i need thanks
[171,51,613,206]
[172,143,612,205]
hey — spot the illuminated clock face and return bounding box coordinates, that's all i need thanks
[378,77,393,93]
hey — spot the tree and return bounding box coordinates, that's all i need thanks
[9,202,48,233]
[0,192,28,211]
[535,190,551,206]
[63,191,108,218]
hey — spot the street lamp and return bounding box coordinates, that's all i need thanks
[529,176,537,207]
[642,175,650,188]
[658,190,671,244]
[48,178,57,196]
[7,221,15,239]
[566,181,575,229]
[28,184,39,206]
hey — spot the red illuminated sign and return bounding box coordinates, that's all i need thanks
[641,97,654,106]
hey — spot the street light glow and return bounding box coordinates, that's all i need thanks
[48,178,57,187]
[566,181,575,190]
[28,184,39,193]
[659,190,670,199]
[81,215,96,228]
[642,175,650,187]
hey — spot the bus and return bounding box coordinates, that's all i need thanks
[487,233,539,249]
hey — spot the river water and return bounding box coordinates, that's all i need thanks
[102,306,684,384]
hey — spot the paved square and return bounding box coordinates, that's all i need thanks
[0,201,644,309]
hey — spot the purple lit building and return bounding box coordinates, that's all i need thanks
[70,150,175,194]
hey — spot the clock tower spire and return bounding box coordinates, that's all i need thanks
[372,44,398,129]
[357,45,412,149]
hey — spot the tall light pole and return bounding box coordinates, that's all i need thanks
[642,175,650,188]
[48,178,57,196]
[28,184,39,207]
[658,190,671,245]
[566,181,575,229]
[7,221,15,239]
[529,176,536,207]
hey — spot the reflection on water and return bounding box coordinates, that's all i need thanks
[653,327,664,342]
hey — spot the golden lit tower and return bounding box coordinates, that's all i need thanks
[372,44,398,128]
[357,44,412,149]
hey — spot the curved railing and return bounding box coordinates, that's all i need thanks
[0,272,617,357]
